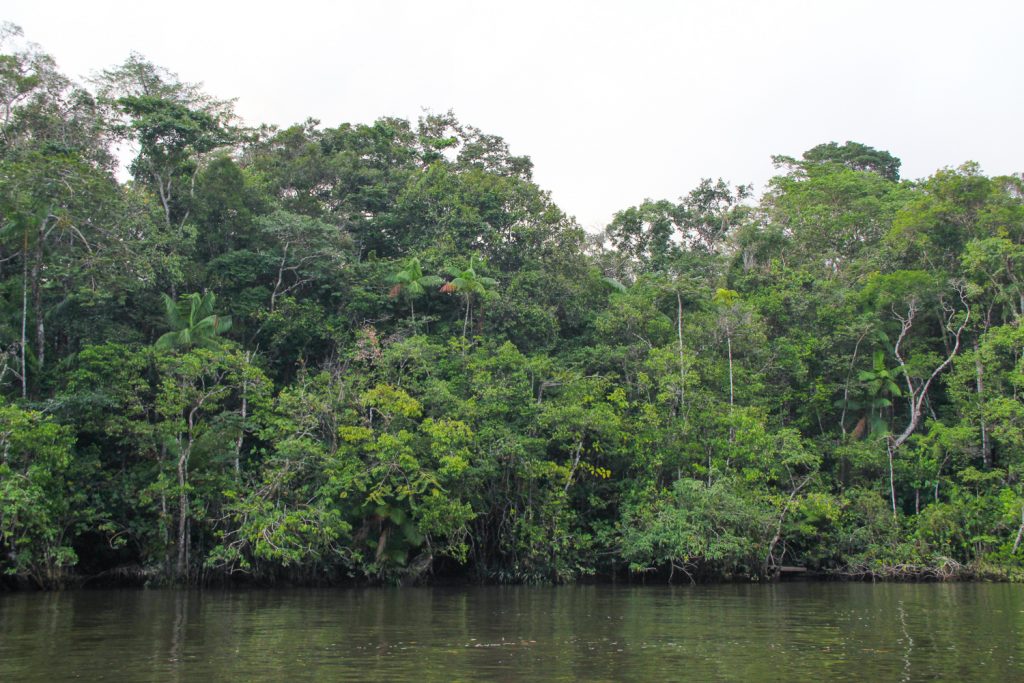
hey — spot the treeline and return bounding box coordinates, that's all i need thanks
[1,25,1023,588]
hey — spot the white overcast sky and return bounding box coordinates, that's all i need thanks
[5,0,1023,230]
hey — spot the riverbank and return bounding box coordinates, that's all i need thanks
[5,559,1022,592]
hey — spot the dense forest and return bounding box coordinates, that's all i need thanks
[2,25,1023,589]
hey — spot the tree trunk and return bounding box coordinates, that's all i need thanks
[839,332,866,436]
[270,243,289,313]
[887,289,971,515]
[161,489,170,572]
[887,439,898,514]
[764,477,810,576]
[31,218,45,369]
[176,440,189,581]
[707,447,713,487]
[234,384,248,480]
[727,335,734,407]
[676,292,686,414]
[156,173,173,229]
[176,406,195,581]
[974,340,991,468]
[1012,505,1024,555]
[564,440,584,492]
[158,441,170,574]
[20,227,28,398]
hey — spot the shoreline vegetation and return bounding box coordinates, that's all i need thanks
[10,559,1024,591]
[2,25,1024,591]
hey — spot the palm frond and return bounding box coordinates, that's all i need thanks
[161,293,185,329]
[154,330,179,351]
[197,292,217,320]
[602,276,627,293]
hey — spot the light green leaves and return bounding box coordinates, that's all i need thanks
[155,291,232,351]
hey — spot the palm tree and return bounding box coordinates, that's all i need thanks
[155,291,232,350]
[851,350,902,438]
[388,257,442,324]
[712,288,743,407]
[443,256,497,340]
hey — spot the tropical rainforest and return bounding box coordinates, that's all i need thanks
[2,26,1023,589]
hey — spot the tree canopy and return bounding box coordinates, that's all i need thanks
[2,27,1023,589]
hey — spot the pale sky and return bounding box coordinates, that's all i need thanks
[5,0,1023,230]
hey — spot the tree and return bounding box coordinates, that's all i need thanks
[604,200,680,274]
[676,178,753,252]
[888,163,994,276]
[843,350,902,439]
[764,152,904,275]
[155,291,232,351]
[0,401,79,587]
[0,31,117,393]
[863,272,971,513]
[154,347,265,581]
[97,55,236,230]
[443,256,497,340]
[255,210,350,313]
[712,288,745,407]
[388,256,442,324]
[801,141,902,182]
[602,179,751,274]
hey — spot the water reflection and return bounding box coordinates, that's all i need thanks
[1,584,1022,681]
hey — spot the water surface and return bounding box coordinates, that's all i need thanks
[2,583,1022,681]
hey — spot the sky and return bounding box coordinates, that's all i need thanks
[5,0,1023,230]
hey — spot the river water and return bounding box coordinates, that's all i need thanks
[1,583,1022,681]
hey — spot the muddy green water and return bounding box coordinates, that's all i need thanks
[1,583,1022,681]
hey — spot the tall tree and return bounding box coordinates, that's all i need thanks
[444,256,497,340]
[801,141,902,182]
[388,256,442,324]
[1,27,116,392]
[97,55,236,230]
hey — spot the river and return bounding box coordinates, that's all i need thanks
[1,583,1022,681]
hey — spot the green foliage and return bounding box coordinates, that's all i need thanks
[388,256,442,323]
[155,292,233,350]
[0,402,80,587]
[3,29,1024,589]
[838,350,902,436]
[444,255,498,339]
[801,141,902,181]
[620,478,772,581]
[765,158,905,274]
